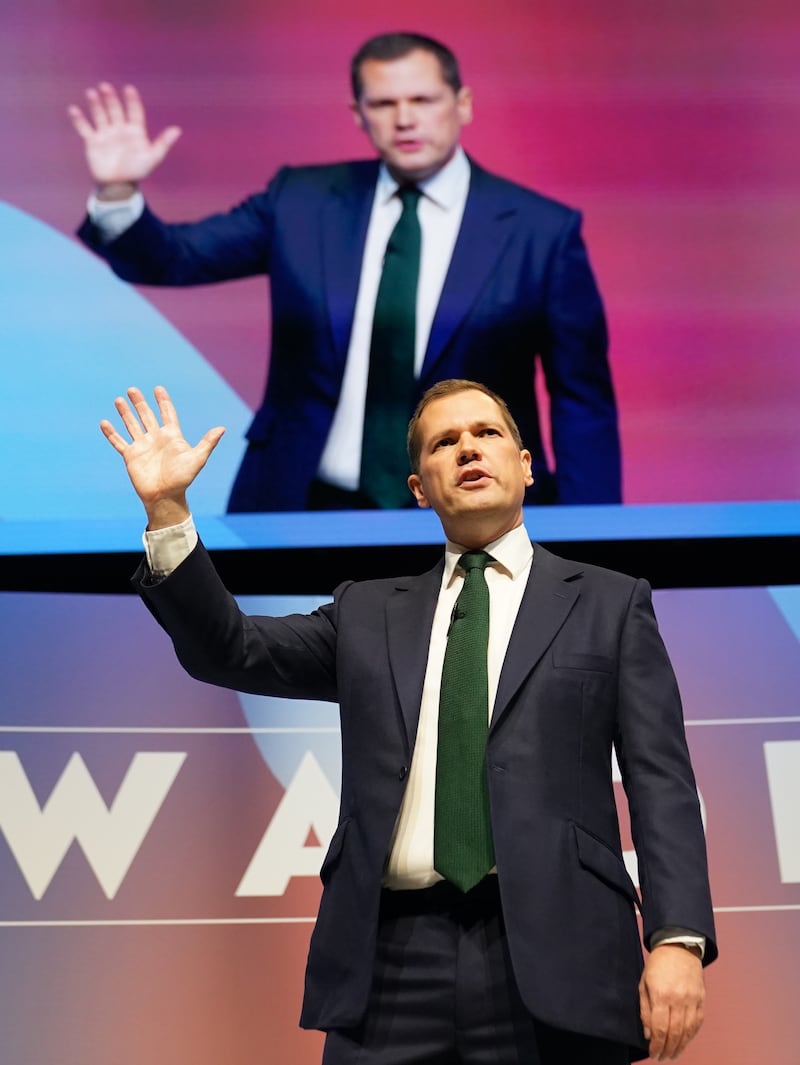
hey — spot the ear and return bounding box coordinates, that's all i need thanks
[520,449,534,487]
[407,473,430,508]
[350,100,365,130]
[457,85,473,127]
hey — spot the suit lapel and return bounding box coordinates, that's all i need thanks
[320,162,379,368]
[385,562,443,753]
[421,161,519,380]
[491,546,583,730]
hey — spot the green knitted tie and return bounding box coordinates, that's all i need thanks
[434,550,495,892]
[359,186,421,509]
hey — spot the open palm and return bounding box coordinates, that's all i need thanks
[100,386,225,523]
[68,83,182,186]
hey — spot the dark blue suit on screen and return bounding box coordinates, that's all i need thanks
[79,158,621,511]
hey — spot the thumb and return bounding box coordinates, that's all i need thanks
[196,425,226,462]
[151,125,183,165]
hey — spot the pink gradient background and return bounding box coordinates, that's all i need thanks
[2,0,799,504]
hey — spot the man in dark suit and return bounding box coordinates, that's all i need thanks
[101,380,715,1064]
[74,32,621,512]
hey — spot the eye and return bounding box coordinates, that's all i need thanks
[480,427,500,437]
[433,436,454,450]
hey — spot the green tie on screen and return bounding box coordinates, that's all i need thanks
[434,550,496,892]
[359,186,422,509]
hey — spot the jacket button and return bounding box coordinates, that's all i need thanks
[399,766,408,781]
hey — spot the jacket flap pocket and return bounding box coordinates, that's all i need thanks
[573,822,639,906]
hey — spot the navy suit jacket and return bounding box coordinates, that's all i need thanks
[80,158,621,510]
[135,541,716,1058]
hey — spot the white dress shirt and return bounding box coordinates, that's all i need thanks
[383,524,533,887]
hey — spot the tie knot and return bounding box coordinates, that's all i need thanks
[398,185,421,209]
[459,550,494,574]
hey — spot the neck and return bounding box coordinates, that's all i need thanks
[442,512,523,551]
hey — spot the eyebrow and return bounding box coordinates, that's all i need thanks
[430,419,504,441]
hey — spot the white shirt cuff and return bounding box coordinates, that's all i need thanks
[87,190,145,242]
[143,515,198,578]
[651,931,706,960]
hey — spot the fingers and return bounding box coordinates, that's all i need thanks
[112,390,147,439]
[69,83,145,133]
[639,948,705,1061]
[645,1004,702,1061]
[151,384,179,427]
[127,386,162,434]
[100,81,126,126]
[66,104,93,139]
[84,84,111,130]
[99,418,128,455]
[122,84,146,127]
[101,387,225,454]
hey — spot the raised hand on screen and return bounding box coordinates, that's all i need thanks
[68,84,182,195]
[100,386,225,529]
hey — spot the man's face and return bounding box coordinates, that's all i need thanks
[407,390,533,547]
[352,49,473,183]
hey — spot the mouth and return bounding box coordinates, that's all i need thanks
[457,467,492,487]
[394,139,424,152]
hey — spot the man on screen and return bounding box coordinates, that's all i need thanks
[73,31,621,512]
[100,379,714,1064]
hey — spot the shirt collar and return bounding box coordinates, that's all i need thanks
[443,524,533,587]
[376,146,470,210]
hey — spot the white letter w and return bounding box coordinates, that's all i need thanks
[0,751,185,900]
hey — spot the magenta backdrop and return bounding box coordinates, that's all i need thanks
[2,0,799,504]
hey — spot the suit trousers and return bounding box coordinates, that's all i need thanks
[321,878,630,1065]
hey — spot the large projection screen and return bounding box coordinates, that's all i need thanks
[2,1,799,543]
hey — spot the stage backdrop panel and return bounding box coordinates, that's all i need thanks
[1,583,798,1065]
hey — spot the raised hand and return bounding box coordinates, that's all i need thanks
[68,83,182,196]
[100,386,225,529]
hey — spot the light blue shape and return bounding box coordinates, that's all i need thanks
[0,201,251,521]
[4,500,798,556]
[235,595,342,791]
[768,586,800,644]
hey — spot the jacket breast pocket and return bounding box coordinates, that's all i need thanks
[552,651,615,674]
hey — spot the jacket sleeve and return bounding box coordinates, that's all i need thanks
[539,210,622,504]
[76,171,291,285]
[133,538,341,703]
[614,577,718,964]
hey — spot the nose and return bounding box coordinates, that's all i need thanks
[457,434,481,464]
[394,100,415,128]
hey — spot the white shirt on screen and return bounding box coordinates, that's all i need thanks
[317,148,470,489]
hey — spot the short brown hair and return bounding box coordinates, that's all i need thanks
[406,379,524,474]
[350,32,462,99]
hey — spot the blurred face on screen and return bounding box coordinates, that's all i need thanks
[407,388,533,548]
[352,49,473,183]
